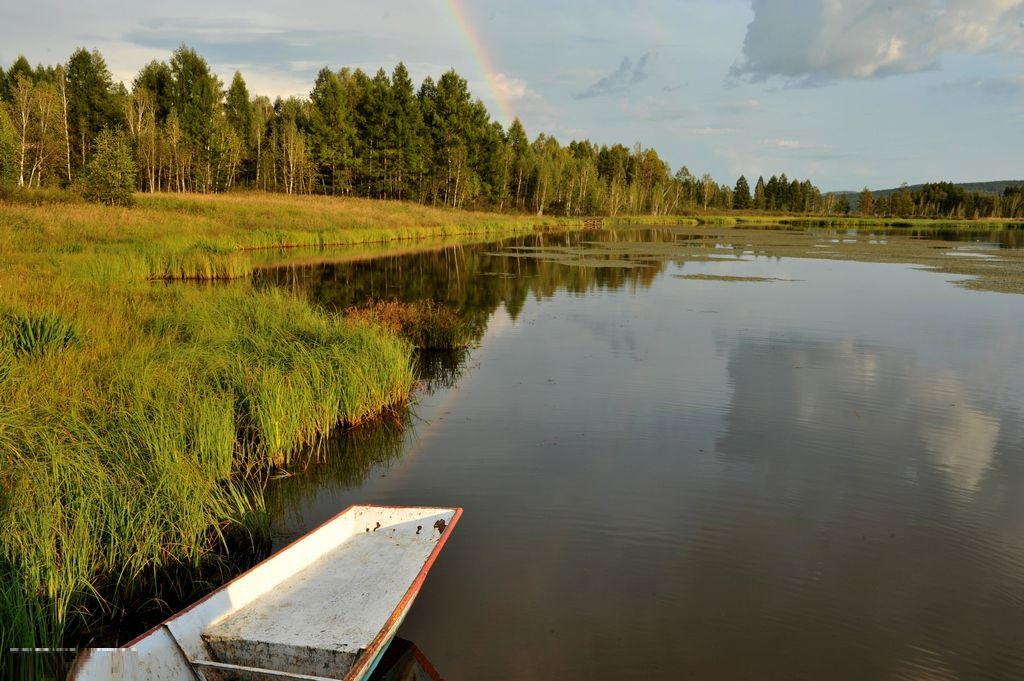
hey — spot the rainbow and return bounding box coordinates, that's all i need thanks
[444,0,516,125]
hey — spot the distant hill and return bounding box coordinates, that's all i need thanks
[837,180,1024,206]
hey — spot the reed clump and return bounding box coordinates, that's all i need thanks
[0,287,415,660]
[345,300,473,350]
[1,311,82,355]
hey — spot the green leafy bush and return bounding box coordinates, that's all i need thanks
[83,129,136,206]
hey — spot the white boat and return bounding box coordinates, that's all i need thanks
[72,505,462,681]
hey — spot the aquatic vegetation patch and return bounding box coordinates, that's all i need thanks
[673,274,800,282]
[346,300,473,350]
[494,225,1024,294]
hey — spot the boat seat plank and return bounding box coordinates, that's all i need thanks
[202,508,454,680]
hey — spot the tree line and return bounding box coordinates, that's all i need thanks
[1,46,1018,218]
[856,182,1024,220]
[0,45,832,215]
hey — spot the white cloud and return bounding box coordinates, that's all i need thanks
[478,72,556,128]
[760,138,828,151]
[689,126,735,136]
[492,72,528,100]
[732,0,1024,85]
[718,99,761,113]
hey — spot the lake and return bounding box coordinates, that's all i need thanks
[258,227,1024,680]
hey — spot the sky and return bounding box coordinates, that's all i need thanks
[2,0,1023,191]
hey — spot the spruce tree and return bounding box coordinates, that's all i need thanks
[84,128,136,205]
[733,175,751,210]
[754,175,766,210]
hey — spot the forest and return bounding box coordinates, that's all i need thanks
[0,45,1021,219]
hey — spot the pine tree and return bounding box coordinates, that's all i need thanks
[506,118,532,211]
[309,68,354,194]
[66,48,120,172]
[733,175,751,210]
[169,45,223,190]
[389,62,426,201]
[4,56,34,98]
[753,175,766,210]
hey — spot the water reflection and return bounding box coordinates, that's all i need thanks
[259,228,1024,680]
[369,638,443,681]
[415,349,474,394]
[706,335,1024,678]
[909,228,1023,248]
[253,229,675,325]
[265,415,408,539]
[715,336,1007,495]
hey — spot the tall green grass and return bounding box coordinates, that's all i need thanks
[1,311,82,355]
[0,289,415,670]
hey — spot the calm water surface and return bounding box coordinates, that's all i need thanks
[259,229,1024,680]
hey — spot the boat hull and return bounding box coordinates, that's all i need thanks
[72,505,461,681]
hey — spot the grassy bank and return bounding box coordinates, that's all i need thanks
[0,191,565,282]
[0,190,549,670]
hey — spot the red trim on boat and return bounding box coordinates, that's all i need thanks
[344,507,463,681]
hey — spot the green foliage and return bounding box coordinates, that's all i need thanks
[309,67,355,194]
[132,60,175,123]
[733,175,752,210]
[14,44,1024,224]
[0,106,17,185]
[224,71,252,140]
[4,55,34,97]
[754,176,767,210]
[0,287,415,652]
[0,556,67,680]
[859,187,875,216]
[169,46,221,148]
[66,48,122,171]
[84,128,137,206]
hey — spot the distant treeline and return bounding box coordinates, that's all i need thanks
[0,46,834,216]
[854,183,1024,220]
[0,46,1020,219]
